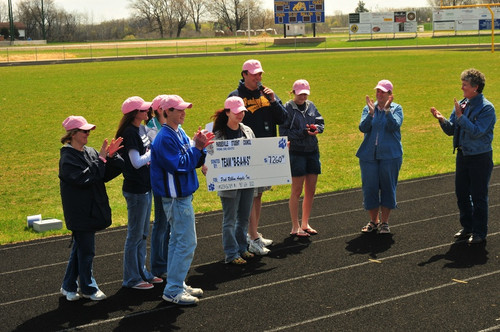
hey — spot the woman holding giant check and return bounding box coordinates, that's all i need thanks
[210,96,257,265]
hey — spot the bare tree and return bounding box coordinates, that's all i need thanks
[172,0,189,37]
[187,0,208,33]
[207,0,247,33]
[130,0,168,38]
[427,0,479,6]
[252,7,274,30]
[16,0,58,40]
[0,1,8,22]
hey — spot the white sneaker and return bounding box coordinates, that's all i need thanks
[258,233,273,246]
[82,289,107,301]
[60,288,80,301]
[162,291,199,305]
[248,237,270,255]
[247,233,273,247]
[185,285,203,297]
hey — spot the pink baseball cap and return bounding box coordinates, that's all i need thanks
[224,96,247,114]
[242,59,264,74]
[152,94,168,111]
[62,116,96,131]
[159,95,193,110]
[121,96,152,114]
[293,79,310,95]
[374,80,393,92]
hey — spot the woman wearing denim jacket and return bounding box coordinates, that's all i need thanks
[279,79,324,237]
[211,96,257,265]
[356,80,403,235]
[430,68,496,244]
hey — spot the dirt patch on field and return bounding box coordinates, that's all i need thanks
[0,52,77,62]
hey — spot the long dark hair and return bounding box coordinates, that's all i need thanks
[115,110,138,139]
[212,108,230,136]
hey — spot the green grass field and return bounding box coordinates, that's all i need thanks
[1,49,500,244]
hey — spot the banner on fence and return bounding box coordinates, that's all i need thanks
[349,11,417,34]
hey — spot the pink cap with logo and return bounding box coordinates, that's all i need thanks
[152,94,169,111]
[242,59,264,75]
[62,116,96,131]
[293,79,310,95]
[159,95,193,110]
[121,96,152,114]
[224,96,247,114]
[374,80,393,93]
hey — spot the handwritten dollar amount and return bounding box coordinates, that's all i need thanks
[264,155,286,164]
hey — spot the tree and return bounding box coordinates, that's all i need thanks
[172,0,189,37]
[207,0,248,33]
[187,0,208,33]
[130,0,168,38]
[427,0,479,6]
[0,2,8,22]
[355,1,369,13]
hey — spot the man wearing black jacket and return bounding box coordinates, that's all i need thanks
[228,59,287,255]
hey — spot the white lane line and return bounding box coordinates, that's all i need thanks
[1,199,498,277]
[55,260,500,331]
[478,324,500,332]
[264,269,500,332]
[3,230,498,309]
[1,170,486,252]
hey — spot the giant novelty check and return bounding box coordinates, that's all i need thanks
[205,137,291,192]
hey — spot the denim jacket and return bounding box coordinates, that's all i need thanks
[356,102,403,161]
[440,94,496,156]
[279,100,324,153]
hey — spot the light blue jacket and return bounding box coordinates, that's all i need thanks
[356,102,403,161]
[439,94,496,156]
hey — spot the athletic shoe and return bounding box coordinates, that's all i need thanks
[162,291,199,305]
[248,237,270,255]
[82,289,107,301]
[467,234,486,245]
[60,288,80,301]
[454,229,472,239]
[247,232,273,247]
[185,285,203,297]
[150,277,164,284]
[132,281,154,290]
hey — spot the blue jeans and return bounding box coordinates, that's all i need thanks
[122,190,154,287]
[162,195,197,297]
[61,231,99,296]
[456,150,493,239]
[360,157,402,210]
[220,189,254,263]
[150,193,170,277]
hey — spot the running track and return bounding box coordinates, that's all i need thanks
[1,167,499,331]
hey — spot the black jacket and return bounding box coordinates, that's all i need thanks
[59,145,124,232]
[229,80,287,138]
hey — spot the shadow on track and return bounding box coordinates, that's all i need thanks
[417,240,488,268]
[345,233,395,259]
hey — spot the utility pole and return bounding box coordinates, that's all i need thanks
[41,0,46,40]
[8,0,15,43]
[247,0,251,43]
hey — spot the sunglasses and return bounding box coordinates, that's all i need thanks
[139,110,148,113]
[78,129,90,134]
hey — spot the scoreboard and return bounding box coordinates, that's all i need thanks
[274,1,325,24]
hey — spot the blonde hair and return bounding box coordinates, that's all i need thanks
[60,129,79,144]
